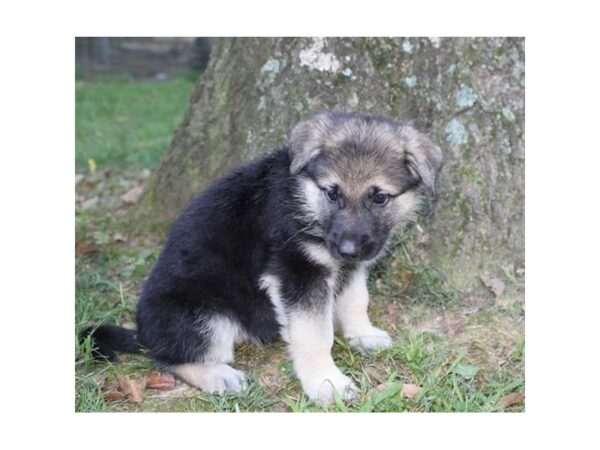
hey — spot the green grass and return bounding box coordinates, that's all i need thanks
[75,78,524,412]
[75,78,195,170]
[75,226,524,412]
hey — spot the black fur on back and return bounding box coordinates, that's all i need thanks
[138,148,335,367]
[85,148,337,367]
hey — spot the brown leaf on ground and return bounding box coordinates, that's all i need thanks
[113,233,127,243]
[104,390,126,402]
[401,384,422,399]
[121,186,144,205]
[146,372,176,390]
[497,392,524,409]
[80,196,99,210]
[364,366,386,384]
[117,375,146,403]
[371,381,395,393]
[75,240,100,256]
[385,300,402,317]
[398,271,413,290]
[480,273,506,297]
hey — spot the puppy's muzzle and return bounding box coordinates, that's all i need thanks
[338,239,360,259]
[328,233,378,262]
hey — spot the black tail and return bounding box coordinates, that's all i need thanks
[80,325,142,362]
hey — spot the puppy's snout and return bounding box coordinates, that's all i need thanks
[338,239,359,259]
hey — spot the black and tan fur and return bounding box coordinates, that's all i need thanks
[85,111,443,404]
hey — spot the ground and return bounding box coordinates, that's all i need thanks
[75,77,525,412]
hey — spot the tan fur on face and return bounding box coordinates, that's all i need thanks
[289,112,443,198]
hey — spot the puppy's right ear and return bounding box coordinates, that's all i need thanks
[288,113,332,174]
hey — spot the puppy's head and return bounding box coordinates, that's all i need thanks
[289,112,443,262]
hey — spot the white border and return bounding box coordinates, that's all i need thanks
[3,0,600,448]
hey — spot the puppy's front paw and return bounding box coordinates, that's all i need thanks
[347,327,392,355]
[300,368,358,405]
[199,364,247,394]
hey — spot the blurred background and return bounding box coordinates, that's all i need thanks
[75,37,209,170]
[75,37,211,80]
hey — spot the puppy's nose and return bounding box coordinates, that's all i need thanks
[338,239,359,259]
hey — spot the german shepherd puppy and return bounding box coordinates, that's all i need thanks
[85,111,443,404]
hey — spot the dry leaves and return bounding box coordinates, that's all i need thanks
[401,383,422,399]
[104,372,176,404]
[146,372,176,390]
[497,392,524,409]
[369,382,422,400]
[121,186,144,205]
[117,375,146,403]
[75,240,100,256]
[364,366,386,384]
[80,196,99,210]
[480,273,506,297]
[113,233,127,243]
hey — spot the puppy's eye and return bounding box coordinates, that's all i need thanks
[373,192,390,206]
[323,186,339,202]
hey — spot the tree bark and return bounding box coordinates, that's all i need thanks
[132,37,524,286]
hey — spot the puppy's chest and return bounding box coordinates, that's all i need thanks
[333,264,359,298]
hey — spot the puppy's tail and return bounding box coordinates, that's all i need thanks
[80,325,142,362]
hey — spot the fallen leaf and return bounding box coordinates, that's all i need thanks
[497,392,524,409]
[117,375,146,403]
[448,317,466,337]
[497,297,516,310]
[139,169,151,180]
[418,232,431,245]
[104,390,126,402]
[75,240,100,256]
[480,273,505,297]
[121,186,144,204]
[401,384,422,399]
[385,300,401,317]
[364,367,386,384]
[80,196,99,210]
[398,271,413,289]
[113,233,127,243]
[88,158,97,174]
[373,381,394,392]
[146,372,176,390]
[75,174,84,185]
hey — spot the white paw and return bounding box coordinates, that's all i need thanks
[347,327,392,355]
[300,367,358,405]
[197,364,247,394]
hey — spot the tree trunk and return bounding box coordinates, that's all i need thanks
[132,37,524,287]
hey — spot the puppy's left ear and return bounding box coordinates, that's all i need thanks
[288,112,332,174]
[403,127,444,195]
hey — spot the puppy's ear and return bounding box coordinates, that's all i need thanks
[402,127,443,195]
[288,112,332,174]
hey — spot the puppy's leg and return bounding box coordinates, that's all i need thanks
[171,315,246,394]
[287,300,357,404]
[335,265,392,354]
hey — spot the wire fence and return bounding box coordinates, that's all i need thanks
[75,37,211,80]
